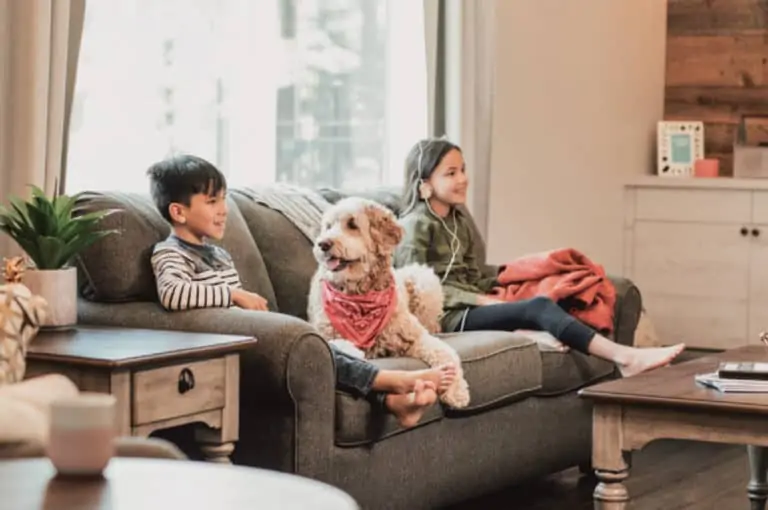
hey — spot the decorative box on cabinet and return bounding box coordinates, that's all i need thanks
[624,176,768,350]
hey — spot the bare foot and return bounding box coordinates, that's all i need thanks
[371,364,457,394]
[415,364,457,394]
[618,343,685,377]
[385,379,438,428]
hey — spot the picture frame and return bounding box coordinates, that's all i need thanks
[657,121,705,177]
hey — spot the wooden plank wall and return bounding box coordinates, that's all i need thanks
[665,0,768,176]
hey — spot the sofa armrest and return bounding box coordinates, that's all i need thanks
[77,299,336,475]
[608,275,642,347]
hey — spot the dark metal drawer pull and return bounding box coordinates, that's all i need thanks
[178,368,195,394]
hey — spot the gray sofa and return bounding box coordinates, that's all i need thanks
[74,186,642,510]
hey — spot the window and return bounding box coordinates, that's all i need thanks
[65,0,428,193]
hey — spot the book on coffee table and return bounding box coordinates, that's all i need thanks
[695,371,768,393]
[717,361,768,380]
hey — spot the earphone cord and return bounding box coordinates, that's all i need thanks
[426,203,460,284]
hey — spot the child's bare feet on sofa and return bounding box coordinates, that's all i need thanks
[617,344,686,377]
[372,364,457,394]
[385,379,437,428]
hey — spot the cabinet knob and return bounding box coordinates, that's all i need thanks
[178,368,195,394]
[753,228,761,237]
[741,227,749,236]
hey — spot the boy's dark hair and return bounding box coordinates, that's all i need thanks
[401,138,461,215]
[146,154,227,223]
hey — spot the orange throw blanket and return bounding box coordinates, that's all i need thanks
[489,248,616,335]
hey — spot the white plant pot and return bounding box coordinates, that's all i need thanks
[22,267,77,328]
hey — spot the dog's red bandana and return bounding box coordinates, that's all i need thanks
[321,279,397,351]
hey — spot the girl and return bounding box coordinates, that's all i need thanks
[394,138,685,377]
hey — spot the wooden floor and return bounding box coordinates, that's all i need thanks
[445,437,752,509]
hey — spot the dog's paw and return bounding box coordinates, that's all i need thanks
[440,377,470,409]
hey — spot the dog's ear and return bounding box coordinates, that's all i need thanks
[367,204,403,251]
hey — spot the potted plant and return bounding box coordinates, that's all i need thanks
[0,186,117,328]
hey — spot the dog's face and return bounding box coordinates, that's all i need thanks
[313,198,403,283]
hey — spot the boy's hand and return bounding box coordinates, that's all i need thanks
[231,288,269,311]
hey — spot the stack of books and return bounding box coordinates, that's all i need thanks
[695,362,768,393]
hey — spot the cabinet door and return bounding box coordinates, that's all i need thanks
[632,221,750,349]
[748,223,768,345]
[751,192,768,225]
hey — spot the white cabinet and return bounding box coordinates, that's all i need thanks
[624,177,768,350]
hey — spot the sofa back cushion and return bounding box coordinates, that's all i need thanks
[317,187,492,268]
[218,201,278,308]
[75,192,167,302]
[75,192,277,308]
[230,190,317,319]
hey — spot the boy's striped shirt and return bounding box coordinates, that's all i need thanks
[150,235,241,311]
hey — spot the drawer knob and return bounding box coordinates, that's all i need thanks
[753,228,761,237]
[178,368,195,394]
[742,227,749,236]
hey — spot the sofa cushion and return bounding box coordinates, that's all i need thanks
[215,200,277,308]
[74,192,277,308]
[318,187,403,215]
[441,331,542,414]
[333,331,541,446]
[511,329,618,396]
[230,190,318,319]
[75,192,168,302]
[536,351,616,396]
[334,356,445,447]
[0,374,78,446]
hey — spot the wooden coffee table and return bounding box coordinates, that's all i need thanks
[0,457,359,509]
[580,346,768,510]
[24,326,257,463]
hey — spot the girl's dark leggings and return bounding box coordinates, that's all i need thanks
[458,296,597,354]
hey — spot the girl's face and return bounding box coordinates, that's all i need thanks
[425,149,468,206]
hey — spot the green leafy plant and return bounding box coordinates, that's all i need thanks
[0,186,118,270]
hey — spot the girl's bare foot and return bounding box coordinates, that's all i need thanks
[372,364,457,394]
[618,343,685,377]
[385,379,438,428]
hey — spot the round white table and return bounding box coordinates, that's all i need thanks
[0,457,358,510]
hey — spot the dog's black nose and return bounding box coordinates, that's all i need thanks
[318,240,333,252]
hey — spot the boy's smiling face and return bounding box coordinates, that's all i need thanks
[170,187,228,243]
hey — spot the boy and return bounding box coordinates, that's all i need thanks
[147,154,456,427]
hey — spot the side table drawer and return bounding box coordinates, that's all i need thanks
[132,357,226,425]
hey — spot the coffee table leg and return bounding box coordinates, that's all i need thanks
[593,404,630,510]
[594,470,629,510]
[748,445,768,510]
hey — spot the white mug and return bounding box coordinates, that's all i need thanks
[47,392,116,476]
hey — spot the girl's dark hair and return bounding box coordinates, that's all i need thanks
[401,138,461,215]
[146,154,227,223]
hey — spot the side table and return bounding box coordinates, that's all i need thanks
[25,326,257,463]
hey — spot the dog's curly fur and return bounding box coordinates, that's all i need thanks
[307,197,470,408]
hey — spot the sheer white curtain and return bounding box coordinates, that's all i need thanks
[65,0,428,194]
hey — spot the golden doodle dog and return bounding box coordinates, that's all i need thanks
[307,197,470,409]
